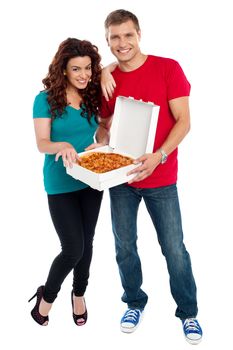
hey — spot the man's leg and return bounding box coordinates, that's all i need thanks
[109,184,148,310]
[143,184,198,319]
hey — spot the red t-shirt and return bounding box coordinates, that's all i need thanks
[100,55,191,188]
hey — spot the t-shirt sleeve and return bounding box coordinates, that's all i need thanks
[100,95,112,119]
[166,60,191,100]
[33,92,51,118]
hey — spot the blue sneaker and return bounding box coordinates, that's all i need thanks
[182,318,203,344]
[120,309,143,333]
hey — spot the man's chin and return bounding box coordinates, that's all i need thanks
[115,55,132,63]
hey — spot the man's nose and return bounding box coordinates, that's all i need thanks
[119,37,127,47]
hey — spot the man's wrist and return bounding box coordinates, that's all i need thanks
[157,148,168,164]
[95,128,110,145]
[98,121,109,130]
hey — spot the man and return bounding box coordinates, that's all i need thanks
[98,9,202,345]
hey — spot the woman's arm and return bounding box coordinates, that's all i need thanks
[34,118,79,167]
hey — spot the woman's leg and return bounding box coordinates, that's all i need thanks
[72,187,103,297]
[43,191,86,303]
[71,188,102,322]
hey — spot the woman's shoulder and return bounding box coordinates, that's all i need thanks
[34,90,48,102]
[33,90,50,108]
[33,90,50,118]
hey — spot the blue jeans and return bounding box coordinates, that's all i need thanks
[109,183,198,319]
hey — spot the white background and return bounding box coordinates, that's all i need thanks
[1,0,233,349]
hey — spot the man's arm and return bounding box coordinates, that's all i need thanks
[128,96,190,183]
[85,116,112,150]
[101,62,117,101]
[95,116,112,144]
[160,96,190,155]
[86,62,117,150]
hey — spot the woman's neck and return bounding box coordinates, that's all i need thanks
[66,88,82,109]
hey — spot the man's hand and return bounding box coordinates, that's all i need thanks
[127,152,161,184]
[85,142,106,151]
[101,63,117,101]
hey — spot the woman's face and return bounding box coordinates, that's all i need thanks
[64,56,92,90]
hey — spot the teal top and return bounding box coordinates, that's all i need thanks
[33,91,98,194]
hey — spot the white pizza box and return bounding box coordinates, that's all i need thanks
[66,96,160,191]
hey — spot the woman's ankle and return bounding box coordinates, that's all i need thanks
[39,297,52,317]
[73,295,86,315]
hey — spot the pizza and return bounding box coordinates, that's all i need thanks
[77,152,134,173]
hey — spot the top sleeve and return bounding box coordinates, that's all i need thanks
[33,91,51,118]
[166,60,191,101]
[100,95,112,119]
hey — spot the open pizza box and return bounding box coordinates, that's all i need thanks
[66,96,160,191]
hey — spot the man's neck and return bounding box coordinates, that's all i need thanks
[118,53,147,72]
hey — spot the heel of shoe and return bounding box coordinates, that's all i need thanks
[28,292,37,303]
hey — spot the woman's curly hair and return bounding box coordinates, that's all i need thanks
[42,38,102,123]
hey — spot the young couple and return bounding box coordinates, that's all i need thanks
[30,9,202,345]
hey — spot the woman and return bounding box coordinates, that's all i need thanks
[29,38,107,326]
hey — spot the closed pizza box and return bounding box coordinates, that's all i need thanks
[66,96,160,191]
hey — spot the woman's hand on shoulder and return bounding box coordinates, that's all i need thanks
[101,62,117,101]
[55,142,79,168]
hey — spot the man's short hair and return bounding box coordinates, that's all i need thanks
[104,9,140,33]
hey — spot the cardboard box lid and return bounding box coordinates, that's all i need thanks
[109,96,160,158]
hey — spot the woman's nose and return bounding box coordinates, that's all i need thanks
[79,70,87,78]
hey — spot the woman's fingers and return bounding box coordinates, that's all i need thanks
[55,148,79,168]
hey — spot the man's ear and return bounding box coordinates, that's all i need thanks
[138,30,141,41]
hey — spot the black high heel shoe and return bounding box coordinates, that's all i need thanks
[71,291,88,326]
[28,286,49,326]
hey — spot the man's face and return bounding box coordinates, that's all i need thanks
[106,20,141,64]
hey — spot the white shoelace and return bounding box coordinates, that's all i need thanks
[183,318,199,331]
[123,309,140,322]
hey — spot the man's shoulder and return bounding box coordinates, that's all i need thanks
[148,55,179,67]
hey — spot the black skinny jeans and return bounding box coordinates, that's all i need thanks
[43,187,103,303]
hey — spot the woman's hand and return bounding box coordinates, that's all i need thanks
[55,142,79,168]
[101,62,117,101]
